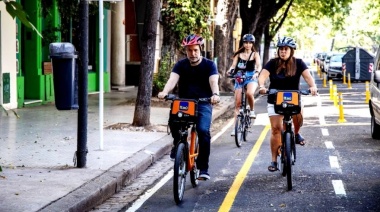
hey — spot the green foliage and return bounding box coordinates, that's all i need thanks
[153,52,173,92]
[161,0,211,47]
[1,0,42,37]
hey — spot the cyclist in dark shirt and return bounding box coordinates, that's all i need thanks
[158,34,220,180]
[258,37,318,172]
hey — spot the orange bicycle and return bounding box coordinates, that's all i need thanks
[267,89,312,190]
[165,94,210,204]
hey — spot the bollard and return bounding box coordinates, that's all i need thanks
[323,72,327,88]
[342,71,347,84]
[347,73,352,89]
[365,81,370,103]
[333,84,338,107]
[342,63,347,84]
[329,80,333,100]
[337,92,346,123]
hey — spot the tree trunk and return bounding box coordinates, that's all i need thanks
[214,0,239,92]
[132,0,160,126]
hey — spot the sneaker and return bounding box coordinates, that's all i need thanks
[249,110,256,119]
[230,130,235,136]
[197,170,210,181]
[170,146,176,159]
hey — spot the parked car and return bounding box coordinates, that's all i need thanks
[327,53,345,80]
[369,46,380,139]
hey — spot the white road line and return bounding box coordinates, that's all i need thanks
[125,170,174,212]
[211,118,234,143]
[325,141,335,149]
[317,95,326,126]
[126,120,231,211]
[329,156,340,169]
[321,128,329,136]
[332,180,347,196]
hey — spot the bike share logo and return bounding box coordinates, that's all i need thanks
[283,92,292,101]
[179,102,189,111]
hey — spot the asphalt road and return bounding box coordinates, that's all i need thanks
[92,73,380,212]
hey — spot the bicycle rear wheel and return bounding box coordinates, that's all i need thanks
[284,132,293,190]
[190,133,199,188]
[173,143,187,204]
[235,116,244,147]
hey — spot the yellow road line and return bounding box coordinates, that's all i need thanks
[218,125,271,212]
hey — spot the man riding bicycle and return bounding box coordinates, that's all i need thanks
[158,34,220,180]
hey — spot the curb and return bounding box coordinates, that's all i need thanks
[38,135,172,212]
[38,98,235,212]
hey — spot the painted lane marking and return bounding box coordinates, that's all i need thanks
[325,141,335,149]
[126,117,235,211]
[317,95,326,126]
[329,156,340,169]
[332,180,347,196]
[321,128,329,136]
[218,125,271,212]
[126,170,174,212]
[211,118,234,143]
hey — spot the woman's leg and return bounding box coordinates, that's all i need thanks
[246,82,258,110]
[269,115,283,162]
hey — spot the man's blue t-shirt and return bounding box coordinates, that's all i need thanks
[172,57,218,99]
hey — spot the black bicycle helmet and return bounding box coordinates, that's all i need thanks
[242,34,255,43]
[277,36,297,49]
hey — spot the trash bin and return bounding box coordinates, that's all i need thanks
[49,42,79,110]
[342,47,374,81]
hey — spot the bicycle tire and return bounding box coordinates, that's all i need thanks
[284,132,293,190]
[243,115,250,141]
[190,133,199,188]
[235,116,244,147]
[173,143,187,204]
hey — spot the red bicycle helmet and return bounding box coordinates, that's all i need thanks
[181,34,204,47]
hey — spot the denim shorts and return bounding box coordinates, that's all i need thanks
[234,71,258,89]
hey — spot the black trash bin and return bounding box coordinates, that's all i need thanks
[49,42,79,110]
[342,47,374,81]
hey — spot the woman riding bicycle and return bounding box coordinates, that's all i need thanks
[257,36,318,172]
[227,34,262,136]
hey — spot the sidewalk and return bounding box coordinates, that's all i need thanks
[0,87,234,212]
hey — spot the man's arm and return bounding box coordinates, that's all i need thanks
[209,74,220,104]
[157,72,179,98]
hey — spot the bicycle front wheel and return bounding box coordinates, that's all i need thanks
[173,143,187,204]
[284,132,293,190]
[235,116,244,147]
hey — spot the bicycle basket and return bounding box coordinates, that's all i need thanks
[274,91,301,115]
[169,99,198,123]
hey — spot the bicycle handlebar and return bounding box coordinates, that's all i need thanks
[164,94,211,103]
[263,89,318,96]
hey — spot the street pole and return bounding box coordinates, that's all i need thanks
[77,0,89,168]
[99,0,104,150]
